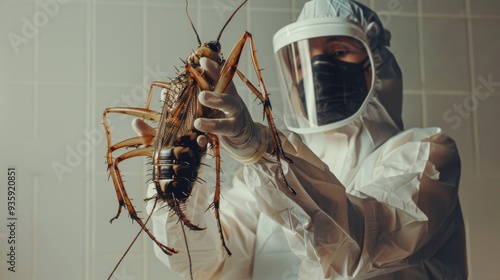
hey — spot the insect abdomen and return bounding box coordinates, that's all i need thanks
[152,130,205,203]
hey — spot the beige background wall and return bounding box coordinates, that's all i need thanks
[0,0,499,279]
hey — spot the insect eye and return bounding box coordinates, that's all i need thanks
[206,42,220,52]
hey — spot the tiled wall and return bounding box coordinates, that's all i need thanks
[0,0,498,279]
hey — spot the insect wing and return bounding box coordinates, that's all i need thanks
[154,79,200,151]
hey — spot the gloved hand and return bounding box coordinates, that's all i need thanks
[132,88,167,137]
[194,57,269,164]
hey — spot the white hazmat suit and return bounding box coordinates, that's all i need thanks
[143,0,468,279]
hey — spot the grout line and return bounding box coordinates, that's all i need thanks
[417,13,500,20]
[464,0,481,177]
[463,218,474,280]
[195,0,201,35]
[33,1,39,142]
[0,81,87,86]
[94,82,144,87]
[143,0,149,278]
[32,3,39,277]
[90,0,97,279]
[31,177,38,280]
[292,0,299,19]
[93,1,148,7]
[417,0,427,127]
[420,90,477,96]
[85,0,94,279]
[246,0,253,113]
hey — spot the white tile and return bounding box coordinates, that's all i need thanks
[0,84,35,144]
[293,0,309,19]
[96,85,150,175]
[463,177,500,279]
[38,3,87,84]
[251,0,292,9]
[249,10,294,89]
[355,0,373,9]
[470,0,500,16]
[373,0,418,15]
[386,16,421,91]
[422,0,466,15]
[147,0,185,5]
[34,175,86,280]
[95,4,143,85]
[35,85,88,178]
[96,255,144,280]
[198,2,249,58]
[421,18,470,92]
[146,6,199,81]
[476,96,500,176]
[95,0,142,3]
[95,174,149,255]
[295,0,310,9]
[425,94,476,177]
[0,2,36,82]
[402,93,424,129]
[471,19,500,84]
[198,4,252,93]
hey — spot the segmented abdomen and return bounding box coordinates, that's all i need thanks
[152,129,205,204]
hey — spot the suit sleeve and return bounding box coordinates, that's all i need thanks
[242,129,463,279]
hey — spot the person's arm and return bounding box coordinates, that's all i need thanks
[193,57,463,278]
[243,128,462,278]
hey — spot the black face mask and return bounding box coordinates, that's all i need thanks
[297,55,370,126]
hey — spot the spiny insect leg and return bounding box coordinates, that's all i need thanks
[205,133,232,256]
[218,31,296,195]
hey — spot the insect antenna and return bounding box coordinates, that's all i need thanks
[185,0,201,45]
[172,195,194,280]
[216,0,248,43]
[107,198,159,280]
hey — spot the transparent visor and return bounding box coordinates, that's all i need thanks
[276,36,374,133]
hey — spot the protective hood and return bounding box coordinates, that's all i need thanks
[273,0,404,181]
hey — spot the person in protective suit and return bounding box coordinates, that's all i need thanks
[134,0,468,279]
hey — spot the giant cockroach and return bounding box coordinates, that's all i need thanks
[103,0,294,279]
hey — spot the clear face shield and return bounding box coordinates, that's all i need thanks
[273,18,375,134]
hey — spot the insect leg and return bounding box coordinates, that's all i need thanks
[109,135,155,152]
[233,68,296,195]
[205,133,232,256]
[103,107,160,221]
[106,136,154,221]
[108,198,159,280]
[145,81,171,109]
[111,147,178,255]
[217,31,296,195]
[103,108,178,255]
[169,200,205,231]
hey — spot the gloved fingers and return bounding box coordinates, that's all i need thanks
[133,118,208,152]
[194,117,239,137]
[132,118,156,137]
[198,90,242,117]
[161,88,167,102]
[200,57,238,97]
[197,134,208,149]
[200,57,220,81]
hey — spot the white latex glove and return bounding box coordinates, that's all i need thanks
[194,57,269,164]
[132,88,167,137]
